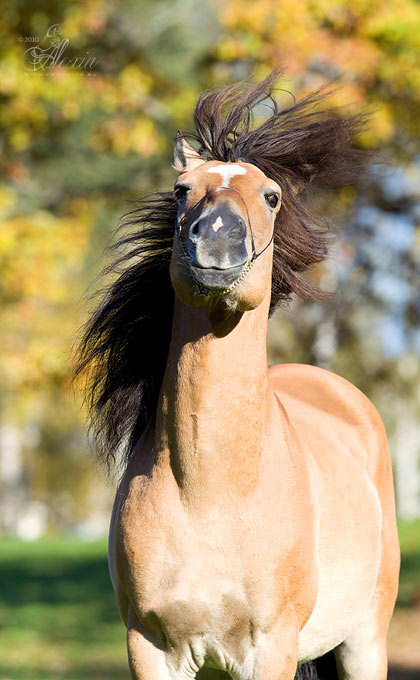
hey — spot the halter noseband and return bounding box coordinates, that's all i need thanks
[175,185,275,296]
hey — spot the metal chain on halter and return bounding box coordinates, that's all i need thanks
[174,185,275,296]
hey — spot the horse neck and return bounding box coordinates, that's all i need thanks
[155,292,271,503]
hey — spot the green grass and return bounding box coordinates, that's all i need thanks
[397,519,420,607]
[0,521,419,680]
[0,537,127,680]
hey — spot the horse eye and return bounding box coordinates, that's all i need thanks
[174,185,189,203]
[265,193,279,209]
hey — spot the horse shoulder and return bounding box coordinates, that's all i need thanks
[268,364,394,661]
[268,363,389,483]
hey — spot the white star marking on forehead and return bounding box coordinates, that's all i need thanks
[207,164,246,188]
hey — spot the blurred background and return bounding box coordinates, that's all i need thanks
[0,0,419,678]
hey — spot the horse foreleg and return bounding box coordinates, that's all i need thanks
[127,605,171,680]
[332,616,388,680]
[332,577,396,679]
[333,526,399,679]
[252,624,300,680]
[333,448,399,680]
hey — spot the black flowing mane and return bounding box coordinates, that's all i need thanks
[76,71,368,470]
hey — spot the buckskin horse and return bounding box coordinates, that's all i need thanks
[77,72,400,680]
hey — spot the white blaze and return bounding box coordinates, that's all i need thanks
[212,216,224,232]
[207,164,246,188]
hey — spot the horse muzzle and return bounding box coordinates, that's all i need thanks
[185,201,249,291]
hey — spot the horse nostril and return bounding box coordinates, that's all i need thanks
[229,221,246,241]
[191,222,200,236]
[231,227,243,238]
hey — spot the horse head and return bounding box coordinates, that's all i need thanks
[171,136,282,312]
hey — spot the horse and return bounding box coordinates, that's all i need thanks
[77,72,400,680]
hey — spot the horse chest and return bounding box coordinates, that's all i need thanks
[117,479,310,672]
[123,506,278,625]
[120,513,265,675]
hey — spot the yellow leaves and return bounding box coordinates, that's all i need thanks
[378,54,420,99]
[0,9,178,412]
[130,119,161,156]
[119,65,153,109]
[312,32,381,80]
[0,227,17,256]
[212,0,420,148]
[0,210,89,302]
[363,0,420,50]
[0,185,16,219]
[360,0,420,101]
[361,104,394,147]
[61,99,80,120]
[167,86,200,125]
[0,202,94,399]
[216,38,250,61]
[218,0,309,35]
[308,0,381,29]
[0,51,26,96]
[10,127,30,151]
[218,0,263,31]
[0,302,73,398]
[271,0,314,36]
[62,0,108,40]
[94,115,162,157]
[0,207,90,303]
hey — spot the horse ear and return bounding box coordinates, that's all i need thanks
[173,131,205,172]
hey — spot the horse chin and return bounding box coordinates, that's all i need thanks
[170,257,266,314]
[189,263,246,292]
